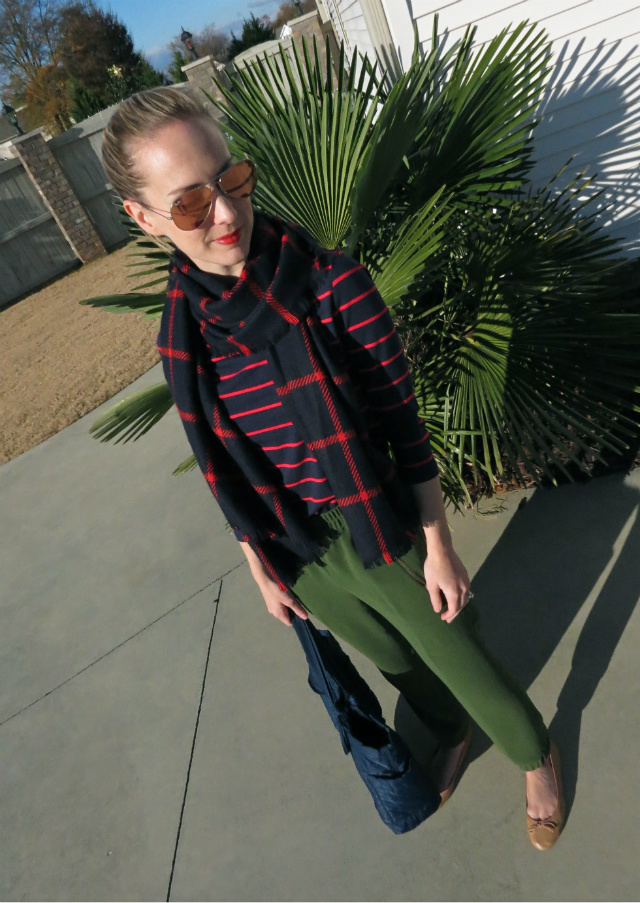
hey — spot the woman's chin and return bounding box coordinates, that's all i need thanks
[194,244,248,275]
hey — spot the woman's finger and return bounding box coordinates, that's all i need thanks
[439,593,458,622]
[286,596,309,620]
[426,581,444,614]
[274,601,294,625]
[270,595,308,626]
[440,586,471,622]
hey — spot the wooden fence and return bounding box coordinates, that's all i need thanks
[50,116,129,251]
[0,107,127,308]
[0,157,78,306]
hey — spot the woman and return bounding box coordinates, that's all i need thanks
[102,86,565,850]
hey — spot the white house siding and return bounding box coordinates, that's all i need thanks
[382,0,640,253]
[323,0,378,62]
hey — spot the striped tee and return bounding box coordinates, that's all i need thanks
[210,251,439,537]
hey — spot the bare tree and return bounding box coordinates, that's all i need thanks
[3,0,162,133]
[0,0,62,90]
[169,22,229,67]
[271,0,316,31]
[196,23,229,62]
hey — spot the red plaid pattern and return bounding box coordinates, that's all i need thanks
[157,213,436,586]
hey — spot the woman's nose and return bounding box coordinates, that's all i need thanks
[211,193,237,225]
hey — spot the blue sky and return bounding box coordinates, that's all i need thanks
[97,0,283,69]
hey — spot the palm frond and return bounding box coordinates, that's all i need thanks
[80,291,166,319]
[365,187,452,308]
[345,31,453,254]
[89,383,174,443]
[407,20,551,211]
[173,454,198,475]
[410,175,640,487]
[209,36,385,248]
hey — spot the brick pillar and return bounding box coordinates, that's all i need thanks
[287,11,340,80]
[181,56,228,118]
[11,129,106,264]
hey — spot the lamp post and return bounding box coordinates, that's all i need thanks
[180,27,199,61]
[2,100,24,136]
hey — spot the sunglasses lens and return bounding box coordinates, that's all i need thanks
[219,161,258,198]
[171,186,213,230]
[168,162,257,230]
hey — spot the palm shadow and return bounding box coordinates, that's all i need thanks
[531,33,640,252]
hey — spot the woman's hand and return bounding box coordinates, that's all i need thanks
[238,540,308,626]
[256,573,309,626]
[411,477,471,623]
[424,545,471,624]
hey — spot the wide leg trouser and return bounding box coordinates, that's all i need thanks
[292,507,550,772]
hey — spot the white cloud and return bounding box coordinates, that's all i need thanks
[219,1,279,34]
[145,43,172,71]
[217,16,244,35]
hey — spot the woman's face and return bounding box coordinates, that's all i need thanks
[123,116,254,277]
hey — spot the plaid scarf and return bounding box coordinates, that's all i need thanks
[158,213,418,588]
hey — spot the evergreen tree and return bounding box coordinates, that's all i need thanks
[66,74,101,120]
[59,3,162,111]
[228,13,275,59]
[167,47,188,83]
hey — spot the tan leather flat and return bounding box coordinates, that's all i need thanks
[437,725,473,809]
[526,740,566,850]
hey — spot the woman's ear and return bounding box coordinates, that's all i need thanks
[122,199,165,236]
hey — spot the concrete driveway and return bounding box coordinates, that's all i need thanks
[1,363,639,901]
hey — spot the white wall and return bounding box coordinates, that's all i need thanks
[399,0,640,253]
[329,0,640,252]
[323,0,379,63]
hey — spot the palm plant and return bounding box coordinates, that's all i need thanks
[83,18,640,505]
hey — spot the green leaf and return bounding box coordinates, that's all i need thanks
[172,454,198,475]
[209,35,385,248]
[366,187,452,307]
[90,383,174,443]
[80,292,166,319]
[346,30,451,254]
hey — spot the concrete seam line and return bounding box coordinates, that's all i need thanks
[0,566,240,729]
[166,580,222,903]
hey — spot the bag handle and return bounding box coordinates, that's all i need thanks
[290,611,340,708]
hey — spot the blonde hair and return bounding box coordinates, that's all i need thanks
[102,86,222,202]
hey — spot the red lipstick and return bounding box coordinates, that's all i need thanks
[216,228,241,245]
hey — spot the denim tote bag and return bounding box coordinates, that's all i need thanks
[291,613,440,834]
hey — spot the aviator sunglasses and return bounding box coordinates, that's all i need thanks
[141,159,258,231]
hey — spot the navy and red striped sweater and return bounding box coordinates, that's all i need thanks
[208,251,438,538]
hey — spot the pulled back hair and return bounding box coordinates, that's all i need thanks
[102,86,220,202]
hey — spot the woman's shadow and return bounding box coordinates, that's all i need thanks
[396,471,640,814]
[393,29,640,807]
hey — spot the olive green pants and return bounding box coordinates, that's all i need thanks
[292,507,549,772]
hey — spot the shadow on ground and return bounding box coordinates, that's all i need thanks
[395,473,640,815]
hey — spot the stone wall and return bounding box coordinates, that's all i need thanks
[288,10,341,78]
[181,10,341,107]
[180,56,229,116]
[12,130,105,264]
